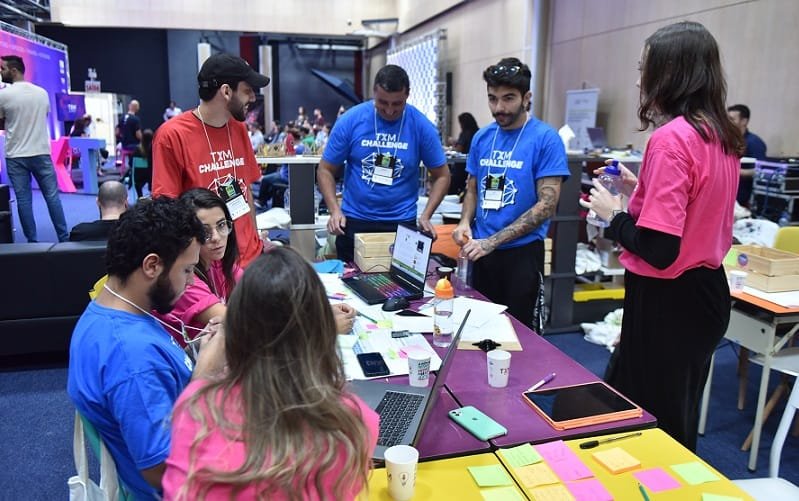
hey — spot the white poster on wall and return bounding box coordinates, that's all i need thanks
[565,88,599,151]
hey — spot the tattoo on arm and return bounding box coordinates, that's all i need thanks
[488,177,562,248]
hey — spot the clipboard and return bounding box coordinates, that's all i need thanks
[522,381,642,430]
[457,314,523,351]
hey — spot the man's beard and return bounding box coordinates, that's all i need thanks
[148,272,179,314]
[228,95,247,122]
[493,104,525,128]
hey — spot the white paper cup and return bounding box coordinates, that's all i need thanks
[407,350,431,388]
[384,444,418,501]
[487,349,511,388]
[729,270,747,292]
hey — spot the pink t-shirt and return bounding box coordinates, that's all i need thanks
[620,116,739,279]
[163,380,379,500]
[156,261,243,346]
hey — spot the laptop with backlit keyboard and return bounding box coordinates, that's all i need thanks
[343,224,432,305]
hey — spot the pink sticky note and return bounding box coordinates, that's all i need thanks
[633,468,682,493]
[534,441,594,481]
[565,479,613,501]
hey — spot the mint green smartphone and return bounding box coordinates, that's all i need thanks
[448,406,507,441]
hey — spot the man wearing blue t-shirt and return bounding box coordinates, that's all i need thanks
[67,197,226,500]
[728,104,767,206]
[317,64,450,262]
[453,58,569,328]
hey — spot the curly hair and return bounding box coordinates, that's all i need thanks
[105,197,205,283]
[483,57,531,98]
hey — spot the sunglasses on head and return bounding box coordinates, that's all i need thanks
[489,65,522,77]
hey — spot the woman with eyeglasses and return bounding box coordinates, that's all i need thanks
[580,21,743,451]
[163,247,377,500]
[159,188,357,344]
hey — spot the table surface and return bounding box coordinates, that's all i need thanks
[732,290,799,315]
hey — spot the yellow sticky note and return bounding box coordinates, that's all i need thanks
[515,462,560,488]
[671,461,721,485]
[377,319,393,329]
[592,447,641,474]
[500,443,542,468]
[529,484,575,501]
[481,486,525,501]
[702,494,743,501]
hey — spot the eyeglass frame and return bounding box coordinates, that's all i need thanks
[202,219,233,240]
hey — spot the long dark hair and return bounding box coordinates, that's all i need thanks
[179,188,239,298]
[638,21,743,155]
[174,248,371,499]
[458,112,479,134]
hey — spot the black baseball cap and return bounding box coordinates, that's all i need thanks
[197,53,270,90]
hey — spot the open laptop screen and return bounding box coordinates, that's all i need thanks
[389,224,432,286]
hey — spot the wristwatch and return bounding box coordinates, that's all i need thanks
[609,209,625,223]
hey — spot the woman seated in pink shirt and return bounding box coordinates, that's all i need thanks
[163,247,378,500]
[162,188,356,345]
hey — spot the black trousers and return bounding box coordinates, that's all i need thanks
[472,240,544,329]
[605,266,730,451]
[335,217,416,264]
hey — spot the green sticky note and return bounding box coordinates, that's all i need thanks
[701,494,742,501]
[377,319,393,329]
[467,465,513,487]
[499,443,542,468]
[723,248,739,268]
[671,461,720,485]
[481,486,525,501]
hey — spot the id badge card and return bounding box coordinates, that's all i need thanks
[217,180,250,220]
[482,174,505,210]
[372,153,396,186]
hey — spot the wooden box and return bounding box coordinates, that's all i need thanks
[744,270,799,293]
[354,232,395,272]
[732,245,799,276]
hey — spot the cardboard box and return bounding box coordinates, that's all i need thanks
[354,232,395,272]
[743,270,799,293]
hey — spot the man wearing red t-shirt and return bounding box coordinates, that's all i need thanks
[152,53,270,267]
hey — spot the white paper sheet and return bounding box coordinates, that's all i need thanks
[337,328,442,381]
[742,286,799,308]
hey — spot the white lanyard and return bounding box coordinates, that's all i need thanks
[481,119,529,215]
[196,105,238,187]
[373,107,406,160]
[487,118,529,179]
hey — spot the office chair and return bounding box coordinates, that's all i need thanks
[733,370,799,499]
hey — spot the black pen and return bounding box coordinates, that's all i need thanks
[579,431,642,449]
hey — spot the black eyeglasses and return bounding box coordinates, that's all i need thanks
[489,65,522,77]
[203,220,233,240]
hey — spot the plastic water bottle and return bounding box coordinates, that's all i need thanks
[586,160,623,228]
[433,278,455,347]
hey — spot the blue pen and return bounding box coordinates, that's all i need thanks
[526,372,556,392]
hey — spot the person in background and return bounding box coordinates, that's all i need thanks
[67,197,227,500]
[317,64,450,262]
[727,104,767,207]
[450,112,479,154]
[69,114,91,137]
[152,53,271,268]
[163,100,182,121]
[69,180,129,241]
[163,247,377,500]
[315,122,331,150]
[313,107,325,128]
[581,21,742,451]
[300,125,315,150]
[118,100,142,168]
[248,122,265,153]
[265,120,280,143]
[453,58,568,328]
[0,54,69,242]
[132,128,154,199]
[337,104,347,120]
[296,105,307,125]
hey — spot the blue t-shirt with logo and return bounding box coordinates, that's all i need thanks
[323,100,447,221]
[466,118,569,249]
[67,301,194,500]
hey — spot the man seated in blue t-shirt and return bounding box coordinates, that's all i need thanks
[317,64,451,263]
[67,197,226,500]
[728,104,767,207]
[453,57,569,328]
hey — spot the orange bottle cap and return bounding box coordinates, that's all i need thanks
[435,278,454,298]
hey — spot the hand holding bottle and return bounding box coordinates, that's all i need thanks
[594,159,638,197]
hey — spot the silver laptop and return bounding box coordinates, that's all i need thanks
[349,310,471,461]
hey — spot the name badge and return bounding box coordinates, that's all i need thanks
[217,180,250,220]
[371,153,396,186]
[482,174,505,210]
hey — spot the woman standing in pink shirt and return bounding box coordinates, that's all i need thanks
[581,21,743,451]
[163,247,378,500]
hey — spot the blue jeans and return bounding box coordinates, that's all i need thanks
[6,155,69,242]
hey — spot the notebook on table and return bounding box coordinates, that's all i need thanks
[349,310,470,461]
[343,223,432,305]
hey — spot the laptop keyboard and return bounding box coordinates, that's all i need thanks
[361,274,412,298]
[375,391,425,447]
